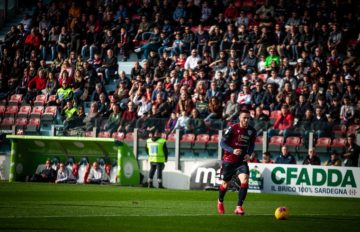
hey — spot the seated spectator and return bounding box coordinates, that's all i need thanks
[165,112,178,135]
[56,79,74,108]
[340,96,355,126]
[343,134,360,167]
[184,49,201,71]
[302,148,321,165]
[275,146,297,164]
[237,84,252,109]
[55,162,76,184]
[83,102,101,131]
[251,106,270,136]
[87,162,104,184]
[30,159,56,182]
[223,92,240,123]
[61,100,78,129]
[268,104,294,140]
[188,109,206,134]
[324,150,342,166]
[261,151,274,164]
[312,107,331,138]
[204,96,223,124]
[247,152,259,163]
[42,71,58,97]
[172,110,190,134]
[103,104,121,133]
[25,69,47,103]
[97,49,118,84]
[134,27,161,60]
[117,102,137,133]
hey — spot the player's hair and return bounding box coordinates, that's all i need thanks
[239,109,250,115]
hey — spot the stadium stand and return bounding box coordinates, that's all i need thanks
[0,0,359,166]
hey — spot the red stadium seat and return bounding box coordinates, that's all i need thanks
[42,106,58,121]
[98,131,111,138]
[8,94,23,105]
[315,137,331,153]
[34,94,47,106]
[193,134,210,150]
[0,117,15,130]
[112,132,125,140]
[208,134,219,150]
[4,105,19,117]
[167,133,177,142]
[285,136,301,152]
[181,133,196,149]
[47,95,56,105]
[30,106,44,118]
[254,136,263,151]
[27,118,41,128]
[268,136,284,152]
[15,117,28,128]
[84,131,95,137]
[18,105,32,117]
[332,125,347,138]
[331,138,347,154]
[258,73,267,81]
[124,132,134,141]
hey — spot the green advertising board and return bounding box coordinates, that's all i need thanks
[6,135,140,185]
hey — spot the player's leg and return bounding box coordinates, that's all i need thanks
[234,164,249,215]
[148,162,156,188]
[217,162,235,214]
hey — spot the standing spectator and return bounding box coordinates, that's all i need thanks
[303,148,321,165]
[275,146,297,164]
[343,134,360,167]
[340,96,355,126]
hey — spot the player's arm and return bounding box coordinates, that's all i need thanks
[220,127,236,154]
[247,128,256,155]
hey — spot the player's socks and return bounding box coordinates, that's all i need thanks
[218,184,227,202]
[237,183,248,206]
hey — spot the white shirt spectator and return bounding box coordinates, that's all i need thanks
[184,51,201,70]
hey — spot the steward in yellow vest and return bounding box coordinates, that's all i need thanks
[146,130,168,188]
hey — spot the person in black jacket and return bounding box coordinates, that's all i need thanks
[303,148,321,165]
[30,159,57,182]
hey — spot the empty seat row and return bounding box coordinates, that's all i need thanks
[0,105,57,119]
[0,94,56,106]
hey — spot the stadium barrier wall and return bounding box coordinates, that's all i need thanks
[6,135,140,185]
[183,161,359,198]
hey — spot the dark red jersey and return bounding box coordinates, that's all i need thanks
[220,123,257,163]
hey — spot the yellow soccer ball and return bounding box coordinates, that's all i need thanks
[274,207,289,220]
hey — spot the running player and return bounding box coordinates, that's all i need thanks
[217,110,256,215]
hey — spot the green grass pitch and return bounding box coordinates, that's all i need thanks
[0,182,359,232]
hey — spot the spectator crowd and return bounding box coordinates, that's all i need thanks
[0,0,359,166]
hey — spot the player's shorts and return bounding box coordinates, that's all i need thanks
[221,161,249,182]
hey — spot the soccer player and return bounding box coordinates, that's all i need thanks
[217,110,256,215]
